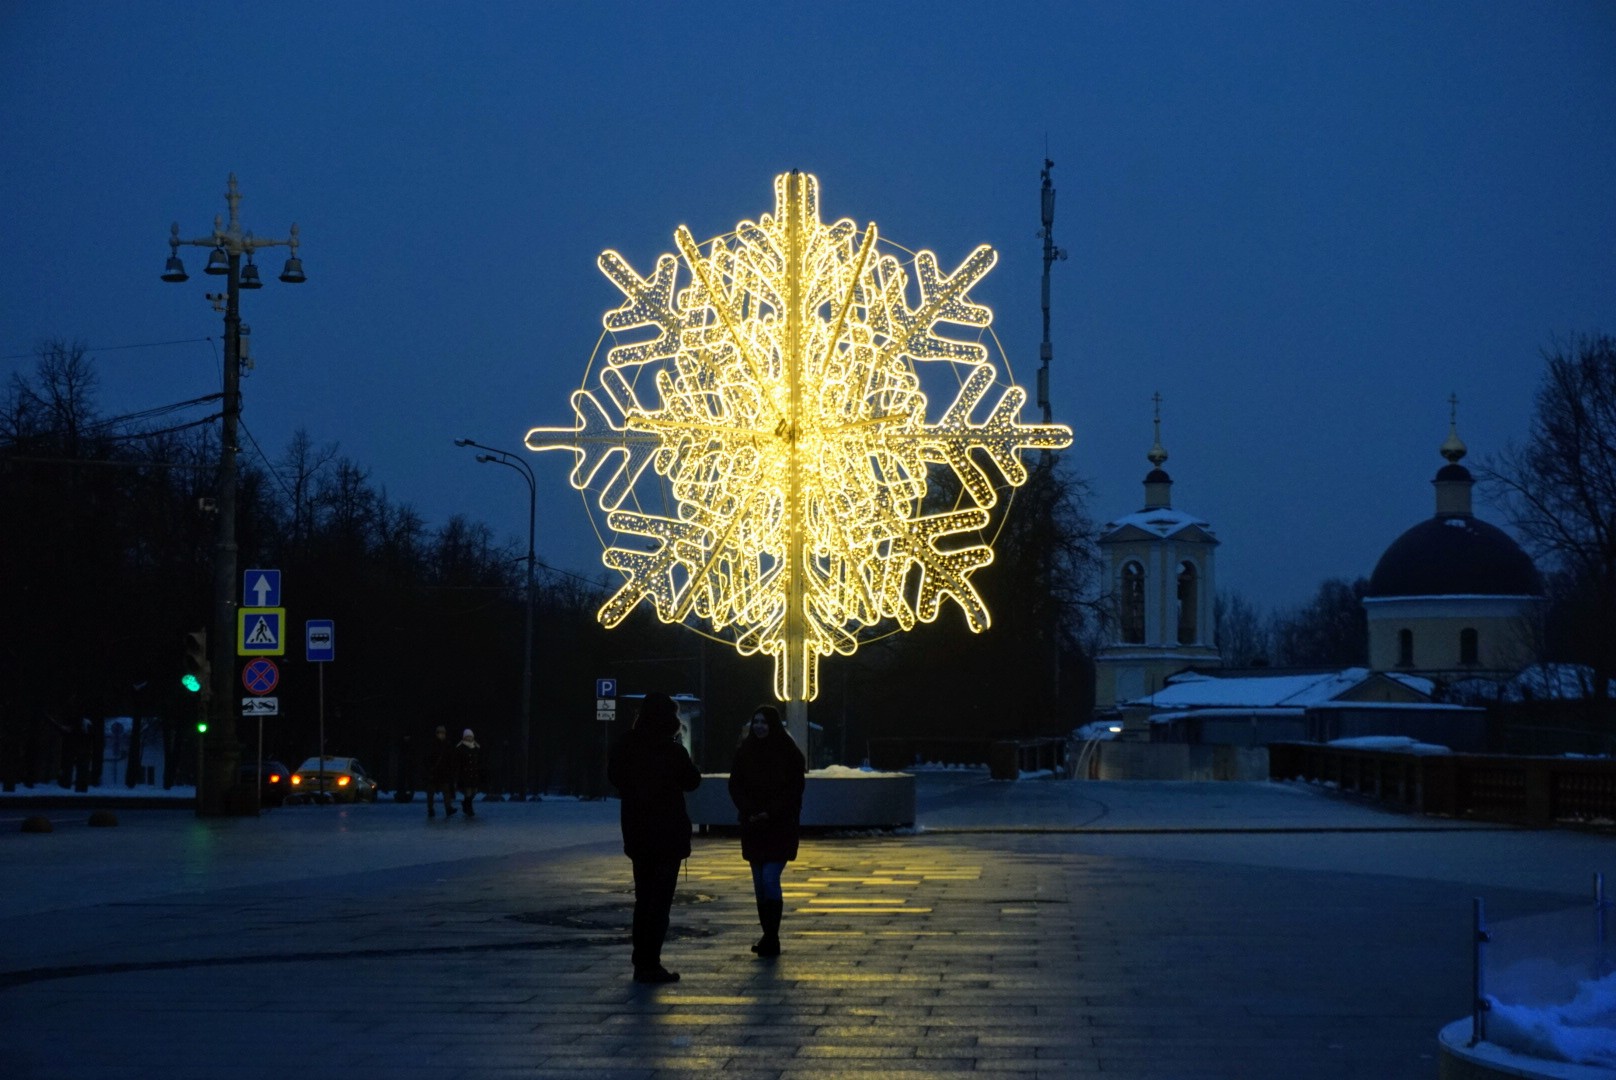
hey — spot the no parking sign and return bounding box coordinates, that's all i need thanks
[242,658,279,695]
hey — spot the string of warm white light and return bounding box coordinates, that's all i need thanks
[527,171,1072,704]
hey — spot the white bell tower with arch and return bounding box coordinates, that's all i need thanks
[1095,396,1222,712]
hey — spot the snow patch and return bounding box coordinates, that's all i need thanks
[1326,735,1451,755]
[1486,970,1616,1068]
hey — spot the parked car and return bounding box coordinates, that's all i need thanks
[237,758,293,806]
[289,756,380,803]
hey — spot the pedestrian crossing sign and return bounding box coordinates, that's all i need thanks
[237,607,287,656]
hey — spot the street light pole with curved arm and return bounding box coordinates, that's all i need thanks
[453,439,537,798]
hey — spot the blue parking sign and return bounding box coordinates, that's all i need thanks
[596,678,616,698]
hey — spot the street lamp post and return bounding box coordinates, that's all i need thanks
[162,174,305,816]
[454,439,537,799]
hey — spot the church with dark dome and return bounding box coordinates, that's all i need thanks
[1362,407,1543,682]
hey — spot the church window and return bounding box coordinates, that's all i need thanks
[1397,629,1414,667]
[1121,562,1145,644]
[1460,628,1478,665]
[1176,562,1198,644]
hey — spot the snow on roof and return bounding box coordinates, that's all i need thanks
[1124,668,1380,710]
[1448,662,1616,703]
[1515,662,1616,701]
[1148,707,1306,723]
[1101,506,1213,539]
[1361,594,1547,603]
[1306,699,1474,711]
[1327,735,1451,755]
[1384,671,1436,696]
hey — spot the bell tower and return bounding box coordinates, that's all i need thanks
[1094,396,1222,714]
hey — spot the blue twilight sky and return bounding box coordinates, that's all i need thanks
[2,1,1614,616]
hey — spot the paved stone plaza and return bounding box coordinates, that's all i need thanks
[1,774,1609,1079]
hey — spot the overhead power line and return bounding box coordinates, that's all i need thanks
[1,336,216,362]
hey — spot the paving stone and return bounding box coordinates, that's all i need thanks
[1,777,1603,1079]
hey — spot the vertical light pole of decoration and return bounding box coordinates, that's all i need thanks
[781,172,810,739]
[162,174,305,816]
[453,439,537,798]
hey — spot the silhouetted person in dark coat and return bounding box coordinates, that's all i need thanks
[606,691,701,984]
[728,704,806,958]
[424,725,456,818]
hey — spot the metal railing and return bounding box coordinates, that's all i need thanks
[1269,742,1616,825]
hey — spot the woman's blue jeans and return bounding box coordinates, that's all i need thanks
[750,860,785,901]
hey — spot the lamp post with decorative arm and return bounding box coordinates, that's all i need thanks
[454,439,537,799]
[161,174,305,816]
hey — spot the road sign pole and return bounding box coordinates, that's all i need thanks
[256,713,264,816]
[318,663,326,768]
[596,679,617,799]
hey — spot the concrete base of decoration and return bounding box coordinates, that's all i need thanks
[1438,1018,1611,1080]
[687,768,915,831]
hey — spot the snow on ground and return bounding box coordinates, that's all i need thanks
[1487,970,1616,1068]
[2,783,197,798]
[814,764,911,777]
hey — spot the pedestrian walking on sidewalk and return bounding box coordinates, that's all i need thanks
[424,725,457,818]
[727,704,806,958]
[454,729,482,817]
[606,691,702,984]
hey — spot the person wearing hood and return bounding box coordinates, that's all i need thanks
[453,728,482,818]
[605,691,702,984]
[727,705,806,958]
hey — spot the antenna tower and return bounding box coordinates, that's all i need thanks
[1039,157,1067,461]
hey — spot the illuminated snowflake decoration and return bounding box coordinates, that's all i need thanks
[526,172,1072,703]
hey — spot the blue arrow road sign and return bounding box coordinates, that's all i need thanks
[244,569,281,608]
[306,619,335,663]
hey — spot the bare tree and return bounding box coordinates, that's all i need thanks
[276,427,339,551]
[2,340,98,450]
[1480,333,1616,698]
[1270,577,1369,668]
[1214,590,1270,667]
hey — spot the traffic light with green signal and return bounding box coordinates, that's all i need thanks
[181,629,210,696]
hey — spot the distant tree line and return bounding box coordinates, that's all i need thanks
[1,341,1103,792]
[1213,578,1369,671]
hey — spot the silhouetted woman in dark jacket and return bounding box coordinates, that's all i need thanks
[606,691,702,983]
[727,705,806,957]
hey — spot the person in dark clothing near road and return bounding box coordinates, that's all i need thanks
[727,705,806,958]
[425,725,457,818]
[454,729,482,818]
[605,691,702,984]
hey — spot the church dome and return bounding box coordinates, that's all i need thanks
[1368,403,1542,599]
[1367,515,1542,598]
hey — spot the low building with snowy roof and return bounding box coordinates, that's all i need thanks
[1117,666,1488,752]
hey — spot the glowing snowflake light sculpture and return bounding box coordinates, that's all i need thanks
[526,171,1072,708]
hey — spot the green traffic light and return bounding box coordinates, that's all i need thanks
[196,721,209,734]
[181,673,202,693]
